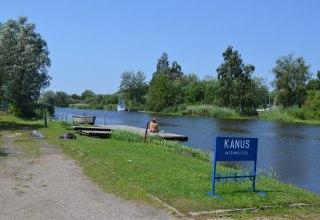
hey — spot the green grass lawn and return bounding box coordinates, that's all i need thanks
[1,115,320,219]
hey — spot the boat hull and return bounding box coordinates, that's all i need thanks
[72,115,96,125]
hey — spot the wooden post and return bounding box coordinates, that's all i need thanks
[44,106,48,128]
[144,122,149,143]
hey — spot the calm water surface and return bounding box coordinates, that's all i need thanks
[55,108,320,194]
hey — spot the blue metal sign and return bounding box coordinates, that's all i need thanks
[215,137,258,161]
[209,136,264,199]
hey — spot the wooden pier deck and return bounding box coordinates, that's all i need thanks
[71,126,111,131]
[98,125,188,141]
[71,125,188,141]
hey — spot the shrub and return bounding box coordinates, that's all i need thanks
[259,108,294,123]
[181,105,239,118]
[111,130,143,143]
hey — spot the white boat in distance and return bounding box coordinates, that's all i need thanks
[117,91,126,111]
[117,103,126,111]
[72,115,96,125]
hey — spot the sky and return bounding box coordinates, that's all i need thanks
[1,0,320,95]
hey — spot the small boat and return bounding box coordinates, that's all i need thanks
[117,103,126,111]
[72,115,96,125]
[117,92,126,111]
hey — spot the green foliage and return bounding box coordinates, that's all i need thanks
[109,129,210,162]
[69,103,90,109]
[110,130,143,143]
[81,90,95,101]
[59,120,73,128]
[0,17,51,117]
[217,46,255,111]
[120,70,148,109]
[305,90,320,112]
[284,107,316,120]
[53,91,68,106]
[181,105,239,118]
[103,104,117,111]
[149,136,210,162]
[259,108,294,123]
[272,53,311,107]
[146,53,185,112]
[146,72,177,112]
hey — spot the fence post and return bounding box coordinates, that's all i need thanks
[144,122,149,143]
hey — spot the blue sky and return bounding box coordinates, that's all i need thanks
[1,0,319,95]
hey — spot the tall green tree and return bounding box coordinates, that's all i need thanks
[153,52,169,77]
[54,91,68,107]
[170,61,183,80]
[147,53,184,111]
[41,90,55,105]
[0,17,51,116]
[120,70,148,108]
[216,46,255,112]
[307,71,320,91]
[146,71,176,112]
[272,53,311,107]
[81,90,95,101]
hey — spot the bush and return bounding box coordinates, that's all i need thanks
[162,106,178,114]
[111,130,143,143]
[284,107,315,120]
[259,108,294,123]
[181,105,239,118]
[103,104,117,111]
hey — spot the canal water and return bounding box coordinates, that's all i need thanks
[55,108,320,194]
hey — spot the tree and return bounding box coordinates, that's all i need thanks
[154,52,169,77]
[54,91,68,107]
[0,17,51,116]
[81,90,95,101]
[216,46,255,112]
[307,71,320,91]
[170,61,183,80]
[146,71,176,112]
[272,54,311,107]
[41,90,55,105]
[147,53,185,111]
[120,70,148,109]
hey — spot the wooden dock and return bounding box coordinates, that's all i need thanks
[98,125,188,141]
[71,126,111,131]
[71,125,188,141]
[71,126,111,138]
[81,130,111,138]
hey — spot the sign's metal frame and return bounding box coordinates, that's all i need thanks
[209,136,265,199]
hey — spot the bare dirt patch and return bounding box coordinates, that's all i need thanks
[0,133,177,220]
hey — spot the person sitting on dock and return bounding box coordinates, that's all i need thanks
[149,118,159,133]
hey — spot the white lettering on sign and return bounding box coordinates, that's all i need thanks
[224,150,249,156]
[224,139,250,149]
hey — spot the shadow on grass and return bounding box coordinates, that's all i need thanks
[0,121,44,132]
[217,189,283,196]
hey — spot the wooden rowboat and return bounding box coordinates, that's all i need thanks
[72,115,96,125]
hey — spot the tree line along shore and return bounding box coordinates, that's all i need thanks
[0,17,319,124]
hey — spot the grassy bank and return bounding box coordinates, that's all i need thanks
[1,115,320,219]
[259,107,320,125]
[161,104,320,125]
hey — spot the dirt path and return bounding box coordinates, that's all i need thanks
[0,133,177,220]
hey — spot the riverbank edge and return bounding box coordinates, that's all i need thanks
[62,104,320,125]
[144,107,320,126]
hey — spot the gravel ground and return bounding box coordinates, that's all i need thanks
[0,133,177,220]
